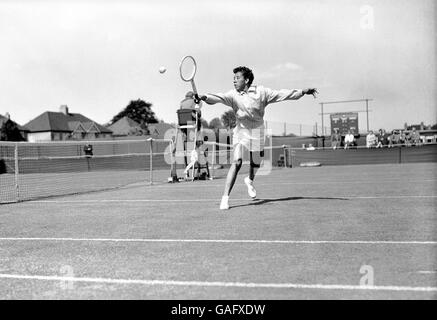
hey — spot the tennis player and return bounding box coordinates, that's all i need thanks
[195,66,318,210]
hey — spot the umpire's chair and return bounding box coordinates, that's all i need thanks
[175,107,209,181]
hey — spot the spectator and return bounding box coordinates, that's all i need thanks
[410,128,421,146]
[376,129,389,148]
[331,129,341,150]
[366,130,377,148]
[344,130,355,149]
[381,129,390,147]
[83,144,93,157]
[404,130,412,147]
[388,130,400,147]
[399,130,406,146]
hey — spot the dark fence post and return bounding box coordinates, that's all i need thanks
[283,146,287,167]
[398,146,402,164]
[0,159,5,174]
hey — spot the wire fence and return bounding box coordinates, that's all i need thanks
[264,121,331,137]
[275,143,437,167]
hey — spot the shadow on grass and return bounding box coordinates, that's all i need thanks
[231,196,349,209]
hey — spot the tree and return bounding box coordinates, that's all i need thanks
[209,117,224,131]
[110,99,159,129]
[0,119,25,141]
[221,110,236,129]
[200,118,209,129]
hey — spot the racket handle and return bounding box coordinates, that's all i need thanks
[191,79,198,95]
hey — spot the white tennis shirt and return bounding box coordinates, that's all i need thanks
[205,86,304,129]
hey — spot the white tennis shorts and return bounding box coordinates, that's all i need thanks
[232,123,265,152]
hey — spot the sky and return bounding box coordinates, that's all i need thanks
[0,0,435,133]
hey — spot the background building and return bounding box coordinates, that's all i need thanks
[24,105,112,142]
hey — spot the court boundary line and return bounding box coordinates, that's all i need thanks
[0,274,435,292]
[0,237,436,245]
[152,179,437,188]
[26,195,437,203]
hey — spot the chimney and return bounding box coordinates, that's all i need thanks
[420,122,424,130]
[60,105,69,115]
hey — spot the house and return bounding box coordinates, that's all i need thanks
[148,122,176,139]
[107,116,176,140]
[0,113,29,141]
[24,105,112,142]
[107,116,143,137]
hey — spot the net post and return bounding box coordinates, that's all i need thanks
[283,145,287,167]
[148,138,153,185]
[398,145,402,164]
[211,142,216,180]
[169,139,178,182]
[366,99,369,132]
[14,143,19,202]
[170,139,174,175]
[320,103,324,138]
[288,147,295,168]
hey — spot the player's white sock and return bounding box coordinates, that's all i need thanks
[244,177,256,199]
[220,195,229,210]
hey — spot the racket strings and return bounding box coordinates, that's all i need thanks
[180,56,197,82]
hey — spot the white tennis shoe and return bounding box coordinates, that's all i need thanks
[220,195,229,210]
[244,177,257,199]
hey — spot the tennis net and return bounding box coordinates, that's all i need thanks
[0,139,173,203]
[0,137,286,203]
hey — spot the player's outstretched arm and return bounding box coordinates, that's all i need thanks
[195,93,234,107]
[265,87,319,104]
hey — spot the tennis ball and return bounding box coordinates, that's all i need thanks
[159,66,166,74]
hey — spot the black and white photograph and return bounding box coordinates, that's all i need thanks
[0,0,436,305]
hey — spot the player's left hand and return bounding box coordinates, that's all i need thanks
[303,88,318,98]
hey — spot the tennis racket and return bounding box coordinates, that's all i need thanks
[179,55,198,97]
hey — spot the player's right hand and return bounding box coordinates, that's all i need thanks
[194,94,207,104]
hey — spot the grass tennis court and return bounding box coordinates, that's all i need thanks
[0,162,436,299]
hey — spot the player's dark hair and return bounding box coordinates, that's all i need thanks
[233,66,254,87]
